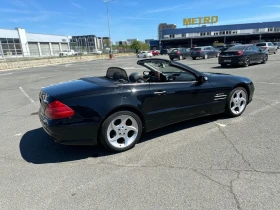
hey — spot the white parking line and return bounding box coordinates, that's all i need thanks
[214,122,226,127]
[0,73,13,77]
[19,87,34,103]
[255,82,280,86]
[14,133,22,137]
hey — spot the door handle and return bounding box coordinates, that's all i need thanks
[154,91,166,95]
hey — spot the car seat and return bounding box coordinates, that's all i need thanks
[129,72,145,83]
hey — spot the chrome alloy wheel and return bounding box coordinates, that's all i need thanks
[244,57,250,67]
[106,115,139,148]
[230,89,247,115]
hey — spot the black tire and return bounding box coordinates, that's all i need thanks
[170,58,174,61]
[274,50,277,54]
[261,55,268,64]
[192,57,196,60]
[100,111,143,152]
[179,55,183,60]
[243,57,250,67]
[203,54,208,59]
[224,87,248,117]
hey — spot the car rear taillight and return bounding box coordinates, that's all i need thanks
[236,51,243,56]
[45,100,74,119]
[176,51,181,55]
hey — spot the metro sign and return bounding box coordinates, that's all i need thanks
[183,16,219,25]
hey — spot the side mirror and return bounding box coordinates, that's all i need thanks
[197,75,208,84]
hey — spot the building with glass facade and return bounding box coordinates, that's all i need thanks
[155,21,280,49]
[0,28,70,57]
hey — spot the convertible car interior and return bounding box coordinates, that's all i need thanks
[105,60,197,84]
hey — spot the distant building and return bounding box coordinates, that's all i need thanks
[127,39,139,45]
[160,21,280,49]
[115,40,129,45]
[158,23,176,40]
[0,27,70,57]
[70,36,111,52]
[145,39,154,45]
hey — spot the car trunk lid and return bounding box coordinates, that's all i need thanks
[41,77,116,100]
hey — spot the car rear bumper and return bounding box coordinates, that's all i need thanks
[39,113,99,145]
[219,56,245,65]
[190,53,204,58]
[169,55,180,59]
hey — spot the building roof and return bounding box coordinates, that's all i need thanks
[162,21,280,35]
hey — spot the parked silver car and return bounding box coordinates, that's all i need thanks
[256,42,277,54]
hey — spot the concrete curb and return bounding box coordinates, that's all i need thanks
[0,53,135,71]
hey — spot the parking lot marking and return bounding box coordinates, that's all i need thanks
[19,87,35,103]
[249,101,279,116]
[214,122,227,127]
[0,73,13,77]
[255,82,280,86]
[14,133,22,137]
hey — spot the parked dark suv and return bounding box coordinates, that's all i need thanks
[169,48,191,60]
[190,46,220,60]
[160,49,169,55]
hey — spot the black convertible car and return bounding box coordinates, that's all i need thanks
[39,59,254,152]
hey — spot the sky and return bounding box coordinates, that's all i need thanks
[1,0,280,42]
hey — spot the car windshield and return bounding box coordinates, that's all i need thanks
[171,49,179,52]
[227,46,247,51]
[256,43,266,46]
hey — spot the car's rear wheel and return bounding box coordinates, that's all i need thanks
[225,87,248,117]
[261,55,268,64]
[100,111,142,152]
[179,55,183,60]
[243,57,250,67]
[192,57,196,60]
[204,54,208,59]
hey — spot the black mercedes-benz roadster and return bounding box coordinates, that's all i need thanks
[39,58,254,152]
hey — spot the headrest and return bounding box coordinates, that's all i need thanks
[129,72,144,83]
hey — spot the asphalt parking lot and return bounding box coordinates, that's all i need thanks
[1,54,280,210]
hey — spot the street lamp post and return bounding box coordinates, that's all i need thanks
[104,0,113,59]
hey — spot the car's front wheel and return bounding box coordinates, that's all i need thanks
[100,111,143,152]
[225,87,248,117]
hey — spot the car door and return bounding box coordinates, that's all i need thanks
[208,47,216,57]
[251,45,264,62]
[148,63,215,128]
[268,43,275,53]
[245,46,257,62]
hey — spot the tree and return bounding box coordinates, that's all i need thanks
[140,43,150,51]
[103,39,111,48]
[130,41,141,53]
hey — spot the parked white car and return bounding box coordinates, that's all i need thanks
[59,50,77,57]
[137,51,153,58]
[92,49,103,55]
